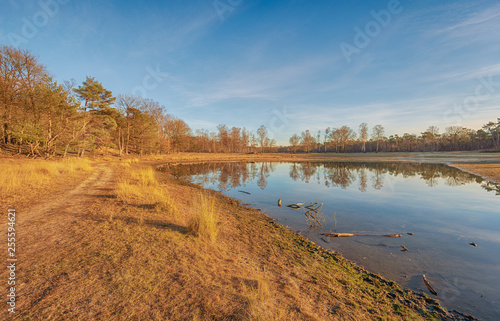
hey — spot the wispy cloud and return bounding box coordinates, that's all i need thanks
[439,3,500,36]
[437,63,500,82]
[418,2,500,51]
[177,55,340,107]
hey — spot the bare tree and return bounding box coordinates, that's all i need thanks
[372,124,385,152]
[230,127,241,153]
[421,126,440,151]
[289,134,300,153]
[301,130,315,153]
[337,125,356,152]
[116,95,142,155]
[324,127,331,152]
[257,125,268,153]
[241,128,249,153]
[217,124,229,152]
[359,123,368,152]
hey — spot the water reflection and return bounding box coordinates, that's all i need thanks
[166,161,500,194]
[165,161,500,320]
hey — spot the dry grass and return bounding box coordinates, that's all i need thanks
[115,166,178,216]
[119,157,140,166]
[187,192,219,243]
[0,157,93,208]
[242,276,273,319]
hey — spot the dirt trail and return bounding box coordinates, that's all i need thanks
[16,164,114,260]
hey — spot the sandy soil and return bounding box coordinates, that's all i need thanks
[450,163,500,183]
[16,164,113,254]
[3,164,115,314]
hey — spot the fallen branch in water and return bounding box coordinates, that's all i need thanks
[322,233,356,237]
[286,203,305,210]
[423,274,438,296]
[286,202,304,208]
[238,190,251,195]
[322,233,402,238]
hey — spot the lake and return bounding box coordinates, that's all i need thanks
[166,161,500,320]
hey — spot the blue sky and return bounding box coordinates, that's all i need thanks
[1,0,500,144]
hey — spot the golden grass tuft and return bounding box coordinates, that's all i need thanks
[187,192,219,243]
[130,167,157,186]
[242,277,274,320]
[115,167,178,216]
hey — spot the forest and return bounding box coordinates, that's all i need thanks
[1,45,499,157]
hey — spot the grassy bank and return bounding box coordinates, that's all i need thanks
[6,157,465,320]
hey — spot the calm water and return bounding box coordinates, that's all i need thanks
[166,161,500,320]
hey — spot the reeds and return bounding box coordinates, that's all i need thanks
[187,192,219,243]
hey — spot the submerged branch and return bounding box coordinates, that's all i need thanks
[322,233,402,238]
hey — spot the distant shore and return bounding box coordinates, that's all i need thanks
[146,151,500,183]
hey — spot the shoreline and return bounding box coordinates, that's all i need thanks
[158,167,454,320]
[150,152,500,319]
[3,153,496,319]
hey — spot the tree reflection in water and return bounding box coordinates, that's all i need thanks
[164,161,500,195]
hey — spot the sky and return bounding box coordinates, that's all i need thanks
[1,0,500,144]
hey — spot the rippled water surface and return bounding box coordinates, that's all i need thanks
[166,161,500,320]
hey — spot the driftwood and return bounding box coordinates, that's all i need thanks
[238,190,251,195]
[322,233,402,238]
[423,274,438,296]
[305,201,323,211]
[278,199,282,207]
[286,202,304,208]
[286,201,325,230]
[469,242,478,247]
[323,233,356,238]
[400,245,409,252]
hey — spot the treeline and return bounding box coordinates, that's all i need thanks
[285,122,500,153]
[1,45,499,157]
[0,46,273,157]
